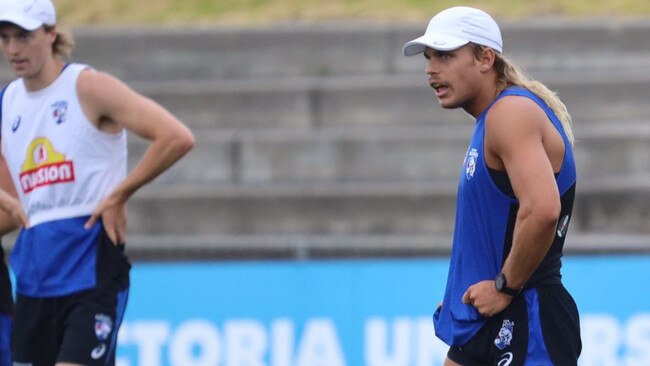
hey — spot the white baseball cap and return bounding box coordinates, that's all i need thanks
[0,0,56,31]
[402,6,502,56]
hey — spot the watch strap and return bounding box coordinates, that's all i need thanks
[495,272,521,296]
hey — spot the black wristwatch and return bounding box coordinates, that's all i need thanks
[494,272,521,296]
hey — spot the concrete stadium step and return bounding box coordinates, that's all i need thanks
[4,228,645,261]
[122,232,650,260]
[132,73,650,130]
[0,20,644,84]
[573,122,650,179]
[123,176,650,239]
[124,233,452,260]
[132,75,453,129]
[129,121,650,187]
[574,178,650,235]
[126,181,458,237]
[129,125,471,186]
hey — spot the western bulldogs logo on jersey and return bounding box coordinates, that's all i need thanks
[465,148,479,180]
[494,319,514,350]
[51,100,68,124]
[94,314,113,341]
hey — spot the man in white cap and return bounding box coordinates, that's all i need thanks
[403,6,581,366]
[0,0,195,365]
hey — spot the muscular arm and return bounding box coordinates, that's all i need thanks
[462,96,561,316]
[489,97,561,290]
[78,70,195,243]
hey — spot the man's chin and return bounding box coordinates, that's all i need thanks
[438,99,458,110]
[11,68,28,78]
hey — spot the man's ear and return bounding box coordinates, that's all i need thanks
[478,47,496,72]
[45,26,57,42]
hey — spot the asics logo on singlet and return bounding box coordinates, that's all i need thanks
[497,352,513,366]
[11,116,20,132]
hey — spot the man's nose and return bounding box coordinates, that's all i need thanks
[4,38,20,54]
[425,59,438,75]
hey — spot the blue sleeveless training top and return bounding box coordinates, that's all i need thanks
[433,87,577,346]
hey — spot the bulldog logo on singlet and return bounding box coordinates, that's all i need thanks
[51,100,68,124]
[465,148,479,180]
[19,137,75,194]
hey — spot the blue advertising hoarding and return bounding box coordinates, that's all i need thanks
[116,256,650,366]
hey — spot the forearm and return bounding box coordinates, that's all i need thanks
[110,136,193,202]
[0,212,17,235]
[0,189,22,233]
[501,209,558,290]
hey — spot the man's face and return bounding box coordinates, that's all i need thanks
[0,23,54,79]
[423,45,484,111]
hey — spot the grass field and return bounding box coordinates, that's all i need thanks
[55,0,650,26]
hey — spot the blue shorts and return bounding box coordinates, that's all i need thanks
[447,285,581,366]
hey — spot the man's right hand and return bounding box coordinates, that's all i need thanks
[0,191,29,232]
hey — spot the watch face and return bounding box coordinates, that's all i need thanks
[495,273,505,291]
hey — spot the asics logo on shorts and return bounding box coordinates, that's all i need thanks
[497,352,514,366]
[91,343,107,360]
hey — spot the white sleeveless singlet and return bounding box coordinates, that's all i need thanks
[1,63,127,227]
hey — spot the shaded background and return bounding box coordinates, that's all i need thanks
[2,0,646,259]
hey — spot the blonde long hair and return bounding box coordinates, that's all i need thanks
[44,25,75,61]
[472,44,575,145]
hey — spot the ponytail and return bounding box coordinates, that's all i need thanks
[472,44,575,145]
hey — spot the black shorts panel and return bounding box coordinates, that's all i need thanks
[447,291,529,366]
[13,286,129,366]
[447,285,581,366]
[96,227,131,292]
[0,244,13,315]
[13,294,62,365]
[538,285,582,366]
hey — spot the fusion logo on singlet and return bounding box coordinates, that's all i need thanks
[19,137,75,194]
